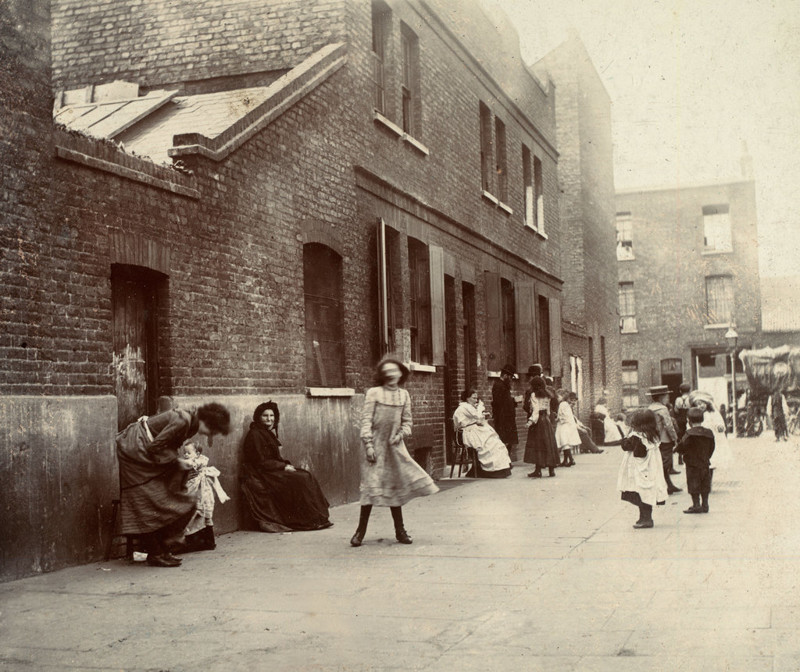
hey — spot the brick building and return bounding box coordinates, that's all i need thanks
[615,173,760,410]
[534,33,621,420]
[2,0,565,580]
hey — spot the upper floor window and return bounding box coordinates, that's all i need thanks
[479,102,493,193]
[616,212,634,260]
[705,275,734,324]
[703,204,732,253]
[304,243,345,387]
[400,23,420,137]
[618,282,637,333]
[533,155,544,233]
[371,0,391,115]
[621,360,639,409]
[408,236,432,364]
[495,117,507,203]
[522,144,533,228]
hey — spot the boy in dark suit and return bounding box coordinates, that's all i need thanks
[675,407,715,513]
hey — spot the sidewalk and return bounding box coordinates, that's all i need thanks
[2,436,800,671]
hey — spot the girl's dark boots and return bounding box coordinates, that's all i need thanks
[391,506,413,544]
[548,467,556,477]
[701,493,709,513]
[565,449,575,466]
[634,504,654,528]
[351,505,372,547]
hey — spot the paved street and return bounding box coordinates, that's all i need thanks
[2,434,800,672]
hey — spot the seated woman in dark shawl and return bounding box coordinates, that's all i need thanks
[241,401,333,532]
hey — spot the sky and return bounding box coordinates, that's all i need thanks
[492,0,800,277]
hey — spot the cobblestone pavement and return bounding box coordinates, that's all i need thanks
[2,433,800,671]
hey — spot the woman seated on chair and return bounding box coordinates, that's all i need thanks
[452,387,512,478]
[241,401,333,532]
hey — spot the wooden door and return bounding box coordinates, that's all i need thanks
[111,266,160,430]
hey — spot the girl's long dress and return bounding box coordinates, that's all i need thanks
[524,395,560,467]
[617,432,669,507]
[359,386,439,506]
[241,424,332,533]
[554,400,581,449]
[452,401,512,477]
[703,410,733,471]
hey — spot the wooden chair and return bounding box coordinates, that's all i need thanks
[449,427,479,478]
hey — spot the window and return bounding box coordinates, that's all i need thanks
[538,295,551,374]
[618,282,637,332]
[479,102,492,193]
[495,117,507,203]
[703,204,732,252]
[622,361,639,409]
[522,144,533,228]
[304,243,345,387]
[408,237,432,364]
[501,278,516,369]
[533,156,544,233]
[371,0,390,114]
[705,275,734,324]
[400,23,420,136]
[616,212,634,260]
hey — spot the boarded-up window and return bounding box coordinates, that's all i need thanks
[515,282,535,370]
[304,243,344,387]
[484,271,503,371]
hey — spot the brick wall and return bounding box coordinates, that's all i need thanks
[52,0,347,91]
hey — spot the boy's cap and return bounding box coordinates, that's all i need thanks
[647,385,670,398]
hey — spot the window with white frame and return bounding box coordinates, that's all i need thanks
[495,117,507,203]
[533,155,544,233]
[371,0,390,115]
[522,144,534,229]
[400,22,420,137]
[618,282,637,333]
[479,102,492,193]
[703,204,732,252]
[622,361,639,409]
[616,212,634,260]
[705,275,734,324]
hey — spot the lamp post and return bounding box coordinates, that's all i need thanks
[725,326,739,438]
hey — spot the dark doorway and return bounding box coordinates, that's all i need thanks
[462,281,477,387]
[111,265,163,430]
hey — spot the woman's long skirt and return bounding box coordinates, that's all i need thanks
[242,469,332,533]
[523,413,560,468]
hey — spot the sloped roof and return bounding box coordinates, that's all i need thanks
[761,276,800,333]
[54,43,346,165]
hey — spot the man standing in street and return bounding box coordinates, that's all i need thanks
[648,385,681,494]
[492,364,519,462]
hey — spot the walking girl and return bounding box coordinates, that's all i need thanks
[554,389,580,467]
[351,356,439,547]
[524,377,560,478]
[617,409,668,528]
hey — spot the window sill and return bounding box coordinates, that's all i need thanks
[409,362,436,373]
[701,249,733,256]
[402,133,429,156]
[620,330,639,335]
[373,111,430,157]
[703,323,732,330]
[617,255,635,261]
[373,110,404,137]
[497,201,513,215]
[306,387,356,397]
[524,222,548,239]
[481,190,499,205]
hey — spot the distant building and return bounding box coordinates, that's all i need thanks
[535,32,621,419]
[760,276,800,348]
[615,170,760,409]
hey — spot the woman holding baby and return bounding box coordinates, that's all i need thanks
[115,402,231,567]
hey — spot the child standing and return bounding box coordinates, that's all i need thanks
[555,389,580,467]
[617,410,669,529]
[674,408,715,513]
